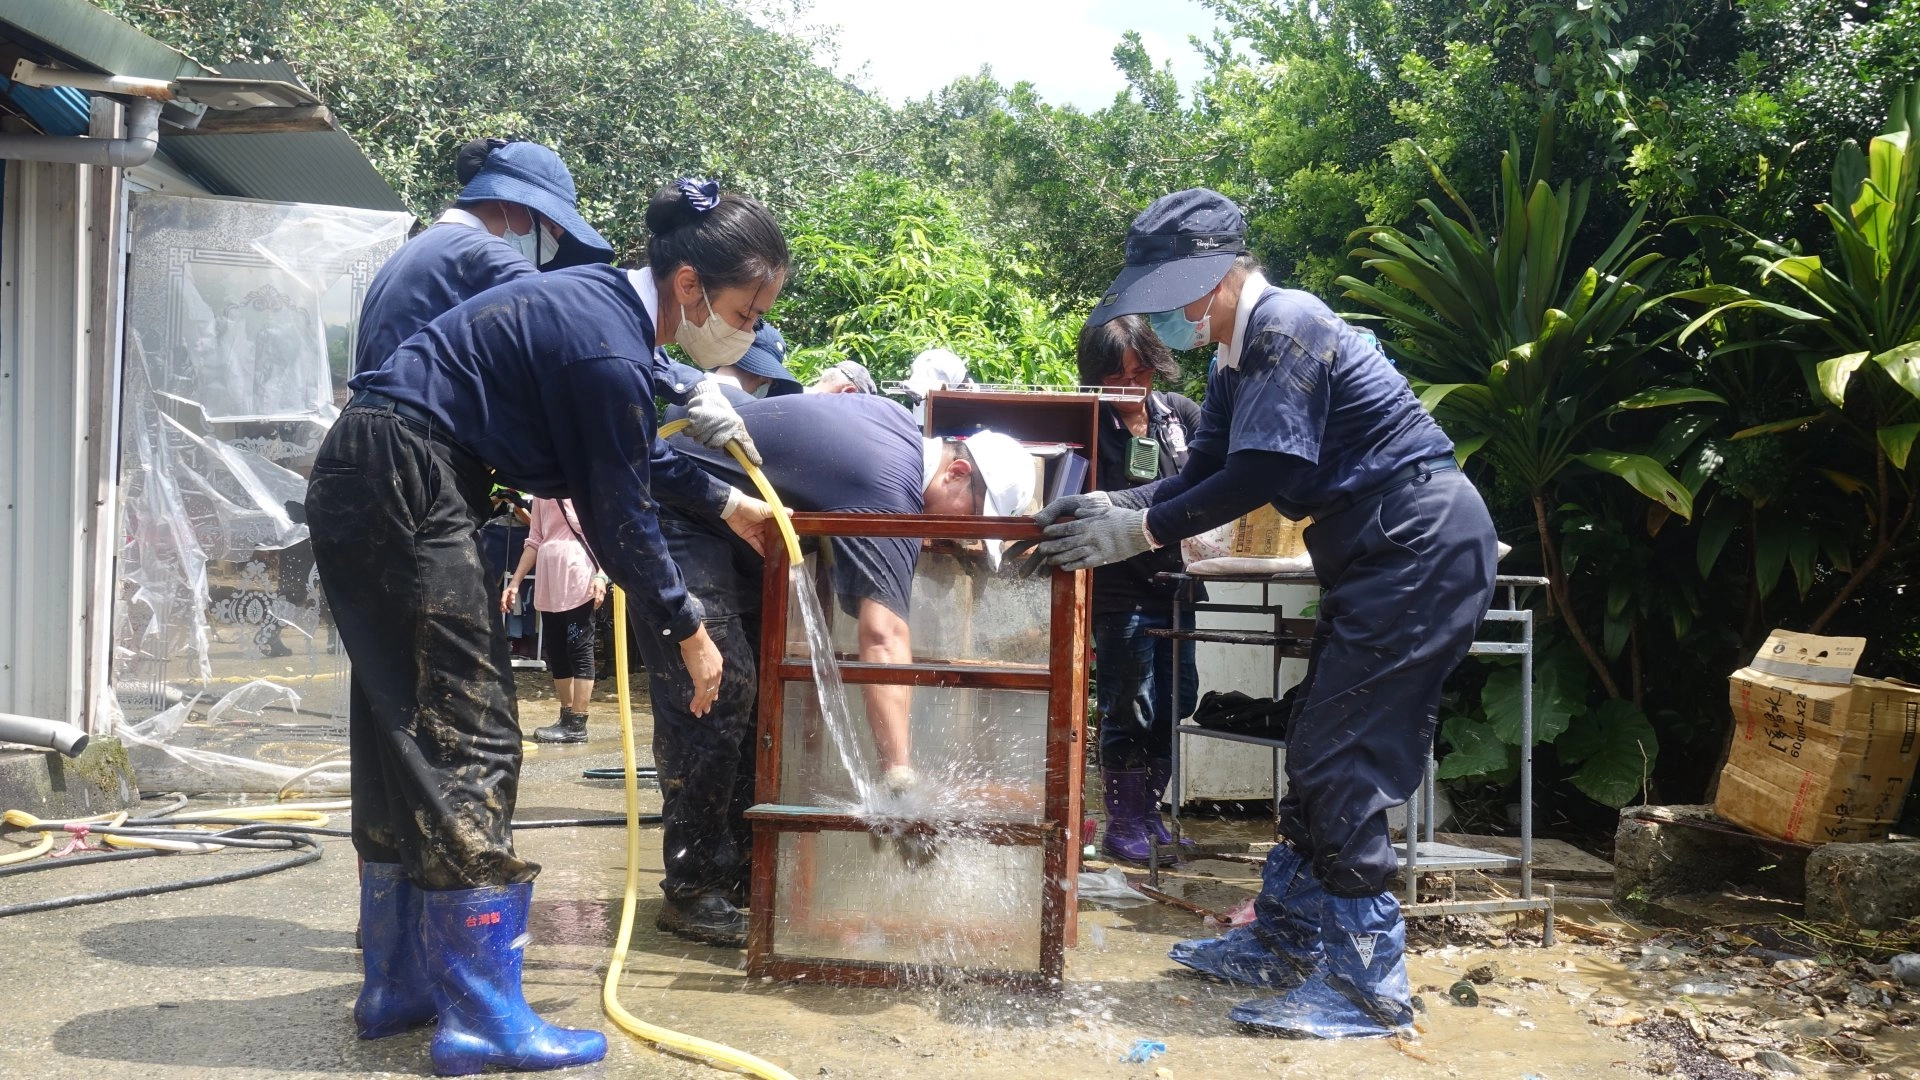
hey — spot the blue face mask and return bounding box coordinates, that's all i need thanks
[1149,305,1211,352]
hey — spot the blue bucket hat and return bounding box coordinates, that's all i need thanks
[734,322,801,394]
[456,141,614,263]
[1088,188,1246,327]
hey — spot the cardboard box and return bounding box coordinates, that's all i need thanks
[1230,505,1311,559]
[1716,630,1920,844]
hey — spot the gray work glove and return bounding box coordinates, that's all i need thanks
[684,381,762,465]
[1031,490,1113,527]
[1032,503,1155,571]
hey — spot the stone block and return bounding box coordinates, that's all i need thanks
[1614,804,1807,904]
[1805,842,1920,930]
[0,739,138,820]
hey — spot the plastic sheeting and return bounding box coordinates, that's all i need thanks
[112,193,410,792]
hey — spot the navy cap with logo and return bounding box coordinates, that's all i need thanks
[1088,188,1246,327]
[733,322,802,394]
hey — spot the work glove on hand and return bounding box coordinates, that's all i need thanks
[684,381,762,465]
[1033,504,1155,572]
[1031,490,1113,527]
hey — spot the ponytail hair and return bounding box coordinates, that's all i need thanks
[645,178,789,292]
[455,137,508,185]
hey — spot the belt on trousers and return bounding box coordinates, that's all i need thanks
[346,390,484,471]
[1312,454,1458,520]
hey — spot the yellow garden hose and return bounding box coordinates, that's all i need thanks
[600,423,798,1079]
[656,418,803,565]
[0,829,55,867]
[2,802,338,855]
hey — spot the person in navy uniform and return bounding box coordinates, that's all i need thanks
[706,321,803,399]
[642,393,1036,947]
[309,178,784,1074]
[1075,315,1206,864]
[1031,189,1498,1040]
[354,138,614,377]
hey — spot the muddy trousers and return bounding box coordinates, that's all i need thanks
[631,514,762,902]
[1276,468,1497,899]
[309,404,535,890]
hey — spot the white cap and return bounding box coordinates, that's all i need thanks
[960,430,1035,570]
[963,430,1036,518]
[904,348,968,398]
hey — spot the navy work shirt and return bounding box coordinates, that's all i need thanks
[1093,392,1207,614]
[350,263,733,642]
[668,394,925,618]
[1180,285,1452,521]
[354,217,533,375]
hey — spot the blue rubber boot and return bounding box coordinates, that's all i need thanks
[1170,842,1323,988]
[1100,767,1154,864]
[354,862,436,1038]
[422,883,608,1076]
[1229,891,1416,1039]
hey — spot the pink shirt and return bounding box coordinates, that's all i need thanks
[522,498,598,612]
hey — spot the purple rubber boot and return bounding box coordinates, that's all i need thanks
[1145,758,1194,848]
[1100,767,1154,863]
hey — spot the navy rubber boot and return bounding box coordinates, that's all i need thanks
[1144,758,1193,848]
[1100,767,1154,863]
[355,862,437,1038]
[422,883,608,1075]
[1230,890,1416,1039]
[1170,841,1323,988]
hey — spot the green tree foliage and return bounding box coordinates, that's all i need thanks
[1675,88,1920,632]
[777,173,1076,387]
[1342,121,1707,708]
[900,34,1217,309]
[103,0,899,256]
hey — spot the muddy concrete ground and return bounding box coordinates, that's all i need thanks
[1,680,1915,1079]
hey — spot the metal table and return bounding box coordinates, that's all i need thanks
[1144,571,1556,942]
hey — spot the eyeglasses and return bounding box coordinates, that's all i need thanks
[1103,364,1157,388]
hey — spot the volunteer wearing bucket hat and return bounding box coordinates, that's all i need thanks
[354,138,616,376]
[311,178,789,1074]
[1030,188,1498,1042]
[642,398,1034,946]
[706,322,803,399]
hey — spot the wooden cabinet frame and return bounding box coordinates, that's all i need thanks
[745,512,1088,989]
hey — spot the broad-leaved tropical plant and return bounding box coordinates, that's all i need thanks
[1339,116,1719,702]
[1673,85,1920,630]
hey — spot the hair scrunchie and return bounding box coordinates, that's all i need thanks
[676,177,721,213]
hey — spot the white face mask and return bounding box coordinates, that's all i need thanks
[504,214,559,267]
[677,287,756,370]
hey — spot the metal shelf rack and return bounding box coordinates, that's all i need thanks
[1145,571,1556,942]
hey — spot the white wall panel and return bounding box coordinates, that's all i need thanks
[0,157,91,725]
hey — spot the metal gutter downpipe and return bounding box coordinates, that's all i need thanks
[0,95,160,166]
[0,713,90,758]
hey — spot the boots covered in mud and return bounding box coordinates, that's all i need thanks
[532,708,588,744]
[1229,889,1416,1040]
[1170,841,1323,990]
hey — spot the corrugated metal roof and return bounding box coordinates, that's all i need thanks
[0,0,205,81]
[160,131,408,214]
[0,74,91,136]
[0,6,407,215]
[157,60,408,215]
